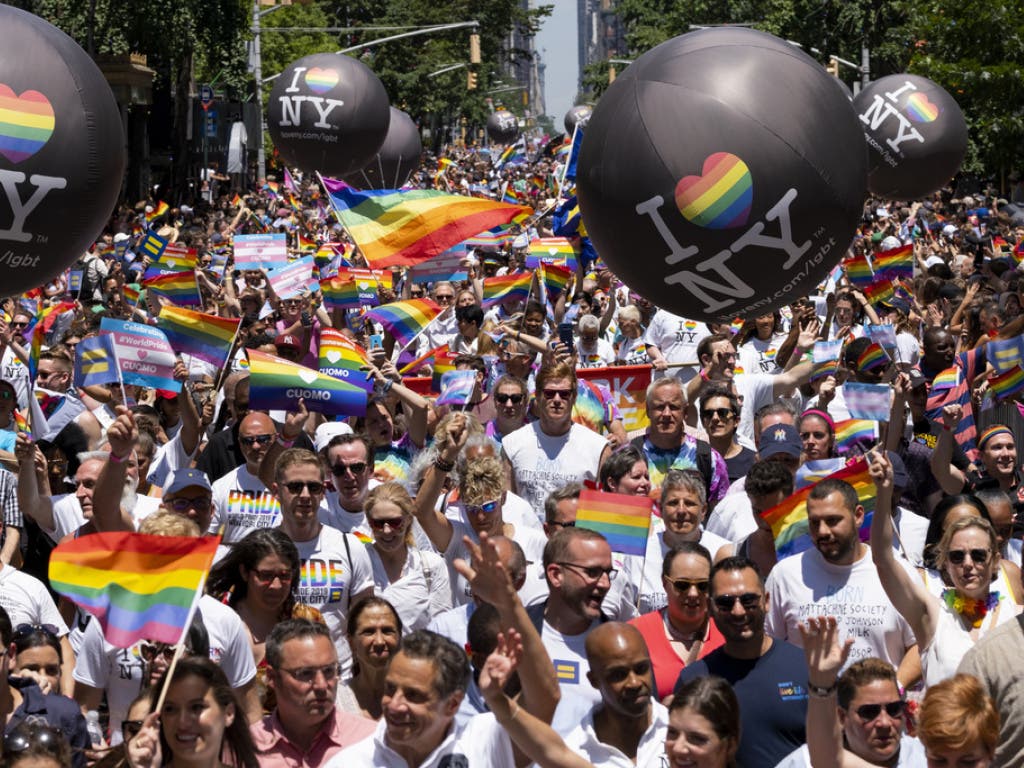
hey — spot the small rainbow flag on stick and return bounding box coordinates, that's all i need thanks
[157,306,240,369]
[541,263,572,305]
[364,298,442,349]
[856,341,891,373]
[399,343,448,376]
[833,419,879,455]
[49,532,220,648]
[145,201,170,224]
[481,273,532,308]
[574,489,654,558]
[319,276,363,310]
[988,365,1024,402]
[143,271,200,306]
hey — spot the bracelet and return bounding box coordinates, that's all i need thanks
[380,379,394,394]
[808,681,837,698]
[278,437,296,449]
[434,456,455,473]
[109,451,129,464]
[699,369,710,382]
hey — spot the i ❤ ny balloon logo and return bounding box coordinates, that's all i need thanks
[304,67,338,95]
[674,152,752,230]
[0,84,55,164]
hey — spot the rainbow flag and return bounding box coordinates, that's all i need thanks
[527,237,578,269]
[12,410,28,434]
[298,233,317,252]
[856,341,890,373]
[833,419,878,455]
[864,280,895,306]
[145,201,170,224]
[762,458,876,559]
[48,531,219,648]
[400,343,448,376]
[930,366,960,392]
[364,298,442,348]
[810,359,839,383]
[573,380,611,434]
[431,347,459,392]
[319,276,363,310]
[322,178,530,268]
[988,365,1024,402]
[143,270,200,306]
[574,489,653,558]
[541,263,572,305]
[122,284,141,305]
[318,328,372,391]
[1014,242,1024,266]
[481,273,532,308]
[265,181,280,197]
[463,228,516,249]
[873,244,913,281]
[247,349,367,417]
[495,139,527,168]
[842,254,875,287]
[157,306,240,368]
[231,194,243,208]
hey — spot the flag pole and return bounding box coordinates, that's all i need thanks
[556,123,580,199]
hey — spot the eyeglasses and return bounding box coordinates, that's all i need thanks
[465,498,500,516]
[330,461,367,477]
[495,393,524,405]
[3,723,65,759]
[712,593,762,611]
[140,642,176,663]
[800,431,828,440]
[557,562,618,581]
[252,569,293,585]
[547,520,576,529]
[167,496,212,514]
[368,516,406,532]
[947,548,991,566]
[667,578,709,594]
[284,480,325,495]
[241,434,275,446]
[122,719,145,740]
[700,407,733,421]
[279,663,341,684]
[542,388,573,401]
[854,700,906,721]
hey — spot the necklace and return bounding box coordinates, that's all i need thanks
[663,609,700,644]
[942,589,999,629]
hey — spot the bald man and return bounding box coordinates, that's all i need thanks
[560,623,668,765]
[208,411,283,541]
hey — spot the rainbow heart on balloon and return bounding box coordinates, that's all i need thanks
[675,152,753,230]
[304,68,339,95]
[0,84,55,164]
[904,92,939,123]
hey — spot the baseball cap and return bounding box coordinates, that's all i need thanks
[164,469,212,497]
[759,423,803,460]
[887,451,909,490]
[274,333,302,350]
[923,255,945,269]
[907,369,928,390]
[314,421,354,452]
[155,389,178,401]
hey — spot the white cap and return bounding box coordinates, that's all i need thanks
[314,421,354,452]
[880,236,901,251]
[924,255,945,269]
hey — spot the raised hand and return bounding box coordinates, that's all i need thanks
[798,616,852,688]
[479,629,524,702]
[453,532,516,609]
[106,405,138,460]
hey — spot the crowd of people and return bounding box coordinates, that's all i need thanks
[2,144,1024,768]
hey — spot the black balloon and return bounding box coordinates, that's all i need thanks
[564,104,592,134]
[576,27,867,323]
[0,5,124,295]
[486,110,519,144]
[342,107,422,189]
[268,53,390,175]
[853,74,967,200]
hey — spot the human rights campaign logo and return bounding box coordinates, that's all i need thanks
[554,660,580,684]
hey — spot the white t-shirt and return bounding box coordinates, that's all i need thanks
[563,701,669,768]
[292,524,375,674]
[196,594,258,688]
[367,545,452,632]
[643,311,709,376]
[48,493,161,542]
[2,346,31,410]
[72,619,146,745]
[0,566,69,635]
[738,334,786,376]
[444,518,547,607]
[616,335,649,366]
[208,465,280,543]
[541,617,602,709]
[328,712,514,768]
[502,422,607,520]
[319,491,370,536]
[705,490,758,543]
[637,528,732,615]
[734,373,785,448]
[146,431,197,489]
[575,338,616,368]
[765,546,915,669]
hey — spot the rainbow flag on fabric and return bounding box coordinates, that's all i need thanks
[863,279,895,306]
[400,343,448,376]
[145,201,170,224]
[501,187,527,206]
[873,244,913,281]
[48,532,219,648]
[231,193,243,208]
[143,270,200,306]
[527,237,578,269]
[364,298,443,348]
[842,254,875,287]
[319,276,363,310]
[463,227,516,249]
[810,359,839,383]
[574,489,654,558]
[12,410,28,435]
[318,328,372,391]
[762,457,876,559]
[298,233,317,252]
[833,419,878,455]
[541,263,572,305]
[430,347,459,392]
[988,365,1024,402]
[856,341,890,373]
[573,380,610,433]
[322,177,531,268]
[481,273,532,308]
[247,349,367,417]
[156,306,240,369]
[122,284,141,305]
[495,139,527,168]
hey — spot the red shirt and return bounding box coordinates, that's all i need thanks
[250,708,376,768]
[630,610,726,699]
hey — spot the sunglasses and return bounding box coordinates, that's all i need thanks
[331,461,367,477]
[666,578,709,594]
[122,719,145,740]
[252,568,293,585]
[3,723,64,758]
[279,663,342,684]
[284,480,325,495]
[542,388,572,401]
[854,700,906,721]
[167,496,212,514]
[368,517,405,531]
[712,593,762,611]
[13,623,60,639]
[140,642,176,663]
[465,498,500,516]
[700,407,733,421]
[241,434,275,446]
[495,393,524,405]
[947,548,991,566]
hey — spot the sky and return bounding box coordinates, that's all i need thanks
[534,0,578,123]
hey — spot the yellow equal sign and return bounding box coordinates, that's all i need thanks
[554,660,579,683]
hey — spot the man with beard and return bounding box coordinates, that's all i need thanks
[560,623,666,766]
[675,557,807,768]
[765,478,917,678]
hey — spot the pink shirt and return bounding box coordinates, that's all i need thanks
[250,708,377,768]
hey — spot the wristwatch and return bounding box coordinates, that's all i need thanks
[808,681,837,698]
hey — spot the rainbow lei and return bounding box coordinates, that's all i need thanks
[942,589,999,628]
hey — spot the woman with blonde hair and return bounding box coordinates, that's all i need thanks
[362,481,451,631]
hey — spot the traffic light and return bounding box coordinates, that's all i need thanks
[826,57,839,77]
[469,34,481,65]
[467,70,478,90]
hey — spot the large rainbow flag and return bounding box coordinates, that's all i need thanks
[49,532,219,648]
[364,298,442,348]
[322,177,530,267]
[143,270,200,306]
[481,273,533,308]
[247,349,367,417]
[761,457,876,559]
[574,489,653,558]
[156,306,239,369]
